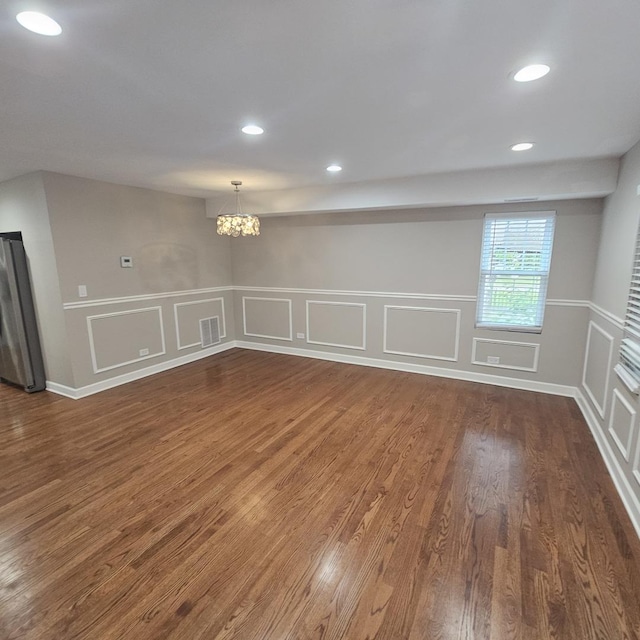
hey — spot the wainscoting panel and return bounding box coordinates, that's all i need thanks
[242,297,293,341]
[174,297,226,350]
[582,321,614,418]
[306,301,366,350]
[383,306,460,362]
[608,388,637,462]
[472,338,540,372]
[87,306,166,374]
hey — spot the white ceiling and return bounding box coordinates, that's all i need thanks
[2,0,640,202]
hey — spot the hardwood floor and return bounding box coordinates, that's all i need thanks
[1,349,639,639]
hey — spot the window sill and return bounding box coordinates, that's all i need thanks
[475,324,542,334]
[614,363,640,396]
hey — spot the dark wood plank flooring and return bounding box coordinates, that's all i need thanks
[1,349,639,639]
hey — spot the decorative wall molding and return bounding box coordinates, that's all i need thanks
[575,389,640,540]
[608,388,637,462]
[383,305,461,362]
[546,298,590,308]
[46,341,235,400]
[235,286,593,308]
[174,297,226,350]
[236,285,476,302]
[86,306,166,374]
[471,337,540,372]
[589,302,625,330]
[305,300,367,350]
[582,320,615,419]
[63,286,233,310]
[242,296,293,341]
[62,284,599,311]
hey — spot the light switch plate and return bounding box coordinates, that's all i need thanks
[120,256,133,268]
[78,285,87,298]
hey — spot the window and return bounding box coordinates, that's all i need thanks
[476,212,556,332]
[616,223,640,394]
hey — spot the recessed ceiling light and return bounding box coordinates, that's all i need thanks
[326,164,342,172]
[16,11,62,36]
[241,125,264,135]
[513,64,550,82]
[511,142,535,151]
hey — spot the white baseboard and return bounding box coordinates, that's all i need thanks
[234,340,576,397]
[46,341,236,400]
[575,389,640,540]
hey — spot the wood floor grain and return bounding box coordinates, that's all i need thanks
[1,349,639,639]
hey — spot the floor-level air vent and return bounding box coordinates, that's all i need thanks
[200,316,221,348]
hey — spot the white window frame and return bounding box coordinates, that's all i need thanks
[476,211,556,333]
[615,221,640,395]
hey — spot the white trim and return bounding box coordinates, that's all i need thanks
[63,286,233,310]
[236,340,574,397]
[62,284,596,311]
[471,338,540,372]
[546,298,590,308]
[581,321,614,419]
[589,302,625,330]
[45,381,79,399]
[305,300,366,351]
[383,305,460,362]
[242,297,293,342]
[87,306,166,374]
[46,342,235,400]
[575,389,640,541]
[235,285,475,302]
[174,297,227,350]
[608,388,637,462]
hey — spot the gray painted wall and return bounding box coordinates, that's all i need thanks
[43,172,232,301]
[581,139,640,534]
[232,199,602,387]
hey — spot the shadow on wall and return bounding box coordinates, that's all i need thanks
[138,243,199,292]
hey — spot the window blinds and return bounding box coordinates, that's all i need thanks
[476,212,556,331]
[619,227,640,384]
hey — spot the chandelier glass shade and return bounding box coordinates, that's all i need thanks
[216,213,260,237]
[216,181,260,237]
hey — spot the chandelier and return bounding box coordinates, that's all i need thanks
[216,181,260,237]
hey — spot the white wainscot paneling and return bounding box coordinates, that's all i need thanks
[471,338,540,372]
[383,306,460,362]
[582,321,614,419]
[87,306,166,374]
[242,297,293,341]
[305,301,366,350]
[174,297,226,350]
[608,388,638,462]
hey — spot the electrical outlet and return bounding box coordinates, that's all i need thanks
[296,332,305,339]
[78,285,87,298]
[139,348,150,356]
[487,356,500,364]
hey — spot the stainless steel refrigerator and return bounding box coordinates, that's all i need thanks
[0,236,46,392]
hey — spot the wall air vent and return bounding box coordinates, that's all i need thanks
[200,316,221,348]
